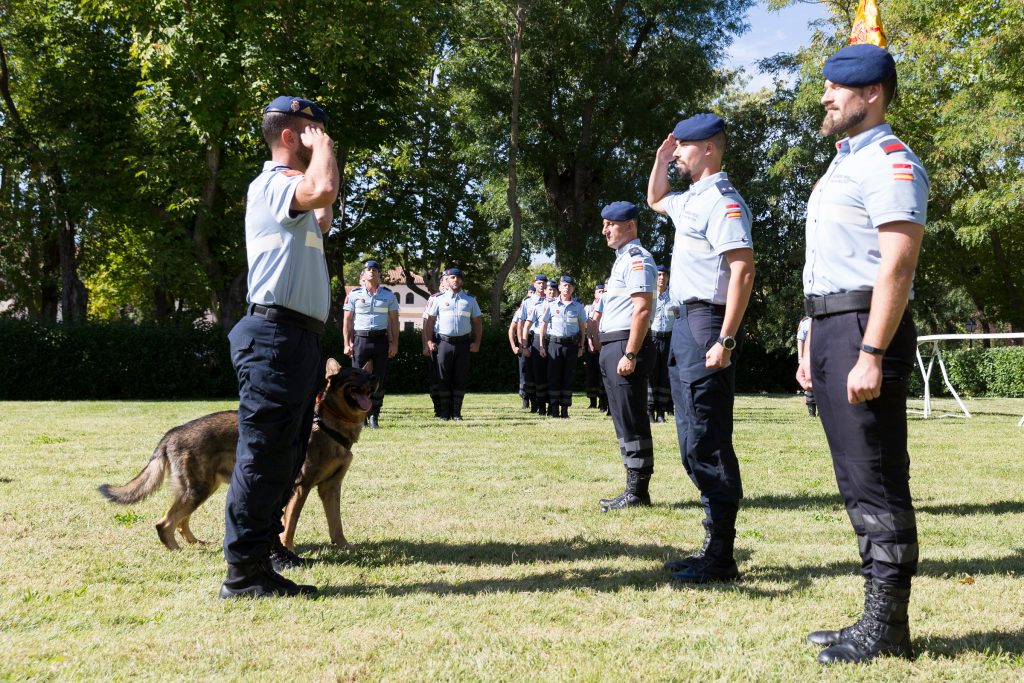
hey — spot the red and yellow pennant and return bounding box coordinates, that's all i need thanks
[850,0,887,47]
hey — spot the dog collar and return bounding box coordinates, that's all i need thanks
[312,414,353,449]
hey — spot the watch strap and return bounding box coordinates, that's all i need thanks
[858,343,886,355]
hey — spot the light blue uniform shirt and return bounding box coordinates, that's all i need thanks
[664,172,753,306]
[796,316,811,342]
[343,286,399,330]
[600,239,656,334]
[541,298,587,339]
[426,290,482,336]
[517,293,543,323]
[244,162,330,321]
[650,290,673,333]
[804,124,929,297]
[528,297,557,326]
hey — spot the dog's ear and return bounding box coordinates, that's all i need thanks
[361,359,373,374]
[325,357,342,378]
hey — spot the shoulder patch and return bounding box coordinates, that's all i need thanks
[278,169,303,177]
[880,140,907,155]
[715,179,738,195]
[628,246,642,257]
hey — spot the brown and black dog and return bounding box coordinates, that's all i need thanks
[99,358,377,552]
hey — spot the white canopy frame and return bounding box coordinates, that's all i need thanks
[914,333,1024,426]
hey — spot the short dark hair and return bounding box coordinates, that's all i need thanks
[709,130,727,152]
[880,73,898,109]
[261,112,302,149]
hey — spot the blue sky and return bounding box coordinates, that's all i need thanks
[727,1,832,90]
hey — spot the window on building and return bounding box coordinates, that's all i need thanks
[404,321,414,332]
[405,292,415,304]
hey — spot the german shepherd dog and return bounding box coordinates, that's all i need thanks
[99,358,377,552]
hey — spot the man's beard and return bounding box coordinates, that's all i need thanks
[295,142,313,168]
[820,102,868,137]
[674,161,692,184]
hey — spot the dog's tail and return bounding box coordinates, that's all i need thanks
[98,444,168,505]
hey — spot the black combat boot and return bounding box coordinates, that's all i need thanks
[805,390,817,417]
[269,541,310,572]
[522,397,530,410]
[817,581,913,664]
[537,401,546,417]
[807,579,874,646]
[529,398,539,413]
[647,408,656,423]
[655,410,666,423]
[367,412,379,429]
[588,396,598,409]
[598,396,608,413]
[560,404,569,419]
[452,396,465,421]
[670,527,738,583]
[219,558,317,598]
[547,402,559,418]
[599,469,652,512]
[664,518,713,572]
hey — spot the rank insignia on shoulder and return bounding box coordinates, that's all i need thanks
[628,246,642,257]
[880,141,907,155]
[715,179,737,195]
[380,286,391,292]
[279,169,303,177]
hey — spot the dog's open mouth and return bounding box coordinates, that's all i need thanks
[344,386,373,412]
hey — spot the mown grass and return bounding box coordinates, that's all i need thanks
[0,394,1022,681]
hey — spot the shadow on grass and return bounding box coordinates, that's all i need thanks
[309,537,676,569]
[920,629,1024,659]
[917,500,1024,516]
[666,494,1024,517]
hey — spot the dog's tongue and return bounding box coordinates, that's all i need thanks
[355,394,371,411]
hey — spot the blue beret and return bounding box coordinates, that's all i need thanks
[672,113,724,142]
[364,259,380,270]
[823,44,896,87]
[527,285,536,292]
[533,274,548,282]
[264,96,328,125]
[445,267,463,278]
[560,275,575,285]
[656,265,667,273]
[601,201,639,221]
[595,282,605,290]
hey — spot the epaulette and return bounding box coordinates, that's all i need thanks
[715,179,738,195]
[430,291,442,298]
[380,286,391,292]
[879,140,907,155]
[628,246,642,257]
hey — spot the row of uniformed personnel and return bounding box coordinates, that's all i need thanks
[226,40,927,667]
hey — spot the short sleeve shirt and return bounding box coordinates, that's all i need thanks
[600,239,656,334]
[796,316,811,342]
[804,124,929,296]
[651,290,673,333]
[343,286,399,331]
[664,172,753,306]
[425,290,481,336]
[245,162,330,321]
[541,299,587,338]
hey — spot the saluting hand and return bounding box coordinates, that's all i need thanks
[656,134,676,165]
[300,125,333,150]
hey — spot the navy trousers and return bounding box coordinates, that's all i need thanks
[599,337,654,473]
[224,315,321,566]
[353,333,388,415]
[527,338,549,404]
[584,348,605,401]
[647,333,673,412]
[546,340,579,407]
[437,336,471,418]
[810,309,919,588]
[668,306,743,528]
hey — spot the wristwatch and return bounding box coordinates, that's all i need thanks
[717,335,737,351]
[624,351,636,362]
[858,343,886,355]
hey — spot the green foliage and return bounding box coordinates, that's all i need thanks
[942,346,1024,398]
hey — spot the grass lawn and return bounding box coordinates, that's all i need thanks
[1,393,1022,681]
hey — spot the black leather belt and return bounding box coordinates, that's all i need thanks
[439,334,470,342]
[804,290,873,318]
[548,335,579,345]
[249,304,325,335]
[652,331,672,339]
[599,330,650,344]
[355,329,388,338]
[684,300,726,314]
